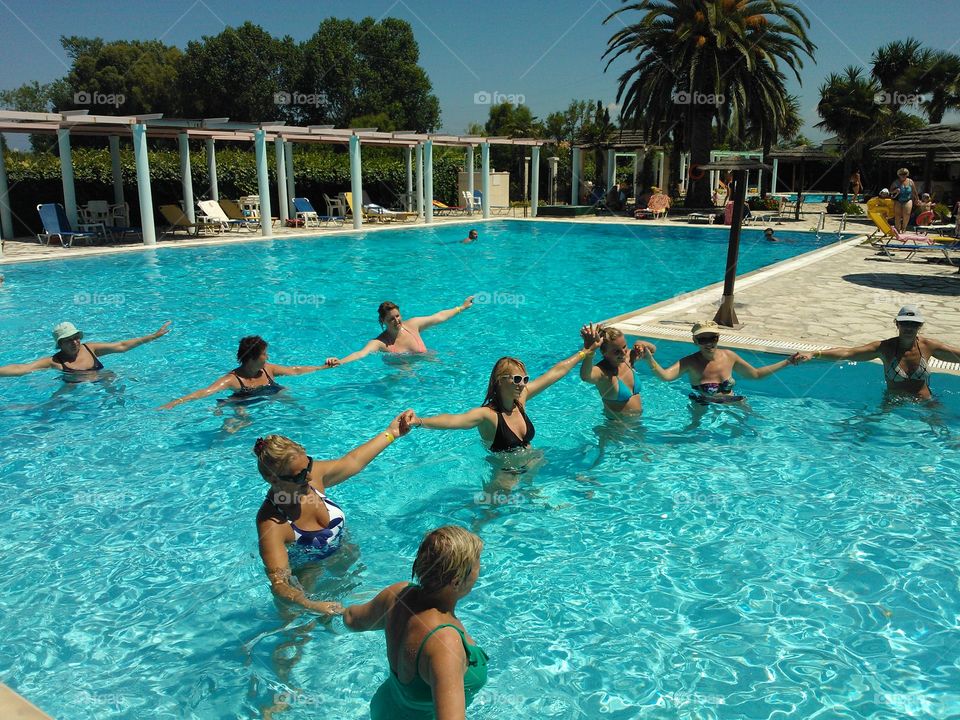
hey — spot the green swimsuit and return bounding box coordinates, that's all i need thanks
[370,623,489,719]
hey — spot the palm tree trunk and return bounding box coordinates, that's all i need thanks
[685,106,713,208]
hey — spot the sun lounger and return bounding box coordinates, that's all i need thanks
[36,203,99,247]
[433,200,466,216]
[159,204,207,238]
[217,199,259,230]
[198,200,249,233]
[343,192,417,223]
[293,197,343,227]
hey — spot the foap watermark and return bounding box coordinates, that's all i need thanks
[662,691,726,707]
[672,491,725,508]
[273,90,327,107]
[273,290,325,307]
[273,691,321,707]
[672,90,724,106]
[474,90,526,106]
[874,91,928,108]
[473,491,523,507]
[474,290,525,307]
[74,291,125,306]
[73,90,125,108]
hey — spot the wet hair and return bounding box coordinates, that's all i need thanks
[253,434,305,482]
[764,227,774,234]
[412,526,483,594]
[599,327,626,351]
[468,229,478,237]
[482,356,527,412]
[237,335,267,363]
[378,301,400,324]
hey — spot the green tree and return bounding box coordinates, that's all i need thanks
[919,51,960,124]
[299,17,440,131]
[178,22,299,123]
[604,0,815,207]
[0,79,70,151]
[870,39,930,113]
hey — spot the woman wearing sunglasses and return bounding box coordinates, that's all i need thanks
[640,321,801,404]
[407,349,587,452]
[795,305,960,400]
[253,411,413,615]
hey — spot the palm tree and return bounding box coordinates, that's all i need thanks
[816,66,888,200]
[919,51,960,124]
[604,0,815,207]
[871,39,928,112]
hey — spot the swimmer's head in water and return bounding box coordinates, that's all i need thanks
[413,525,483,595]
[378,301,402,328]
[468,229,478,239]
[237,336,268,364]
[483,356,527,411]
[254,434,307,484]
[895,305,924,334]
[52,321,83,348]
[599,327,627,362]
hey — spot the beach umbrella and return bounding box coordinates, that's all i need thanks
[872,123,960,195]
[698,158,772,327]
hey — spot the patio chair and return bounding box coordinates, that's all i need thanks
[292,197,322,227]
[473,190,511,216]
[159,204,204,238]
[461,190,481,213]
[36,203,99,247]
[868,211,957,260]
[322,193,348,221]
[635,193,670,219]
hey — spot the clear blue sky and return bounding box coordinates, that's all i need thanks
[1,0,959,146]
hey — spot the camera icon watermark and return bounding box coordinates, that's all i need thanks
[473,491,523,506]
[73,90,125,108]
[273,290,325,306]
[274,90,327,107]
[473,90,526,105]
[671,91,724,106]
[874,91,927,108]
[473,290,525,307]
[74,291,125,306]
[672,491,724,508]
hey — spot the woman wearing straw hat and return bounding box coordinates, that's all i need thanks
[639,321,802,404]
[797,305,960,400]
[0,320,170,381]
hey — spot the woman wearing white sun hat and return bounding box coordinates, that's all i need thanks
[797,306,960,400]
[0,320,170,381]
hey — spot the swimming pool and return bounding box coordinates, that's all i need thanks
[774,193,843,204]
[1,220,958,719]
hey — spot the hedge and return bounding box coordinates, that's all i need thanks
[2,146,464,236]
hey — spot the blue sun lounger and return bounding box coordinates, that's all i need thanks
[36,203,99,247]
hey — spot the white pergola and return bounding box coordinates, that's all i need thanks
[0,110,546,252]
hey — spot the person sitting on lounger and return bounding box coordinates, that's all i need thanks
[328,298,474,366]
[639,321,802,404]
[160,335,330,408]
[795,305,960,401]
[867,189,895,221]
[0,321,170,382]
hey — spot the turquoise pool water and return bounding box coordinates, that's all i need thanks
[1,220,958,719]
[775,193,842,204]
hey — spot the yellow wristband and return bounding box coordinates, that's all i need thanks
[383,431,395,443]
[578,350,588,359]
[814,350,822,359]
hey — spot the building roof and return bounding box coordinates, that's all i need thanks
[872,123,960,162]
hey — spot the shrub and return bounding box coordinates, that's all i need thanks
[826,199,864,215]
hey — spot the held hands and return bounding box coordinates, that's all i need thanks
[580,323,602,350]
[630,340,656,362]
[324,357,341,367]
[388,409,417,439]
[310,600,344,616]
[789,352,812,365]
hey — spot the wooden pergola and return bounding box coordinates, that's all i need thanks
[872,123,960,194]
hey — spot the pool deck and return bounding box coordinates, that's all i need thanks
[0,684,52,719]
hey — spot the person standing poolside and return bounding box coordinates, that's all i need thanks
[160,335,329,409]
[850,170,863,203]
[342,526,488,720]
[795,306,960,401]
[890,168,919,233]
[328,298,474,366]
[579,324,657,414]
[0,320,170,382]
[640,321,801,404]
[253,413,413,615]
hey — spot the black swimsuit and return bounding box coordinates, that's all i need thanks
[228,368,283,403]
[55,344,104,381]
[489,403,535,452]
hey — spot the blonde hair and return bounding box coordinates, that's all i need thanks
[253,434,305,481]
[897,168,909,177]
[482,356,527,412]
[599,326,624,350]
[412,526,483,594]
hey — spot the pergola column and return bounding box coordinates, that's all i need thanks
[109,135,124,206]
[467,145,475,213]
[480,142,490,219]
[57,128,78,227]
[205,139,219,201]
[415,143,424,218]
[254,129,272,238]
[571,146,582,204]
[404,146,413,211]
[132,123,156,245]
[284,141,295,217]
[658,151,666,190]
[178,133,195,224]
[274,138,288,223]
[530,147,540,218]
[0,146,13,242]
[349,135,363,230]
[606,148,616,191]
[424,139,434,224]
[771,158,779,194]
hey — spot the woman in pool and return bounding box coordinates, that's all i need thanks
[254,411,413,615]
[407,348,587,451]
[640,321,801,404]
[160,335,329,409]
[0,320,170,381]
[327,297,474,366]
[579,324,657,414]
[890,167,919,232]
[796,305,960,401]
[342,525,487,719]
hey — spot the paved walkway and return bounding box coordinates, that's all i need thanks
[0,684,52,719]
[606,236,960,373]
